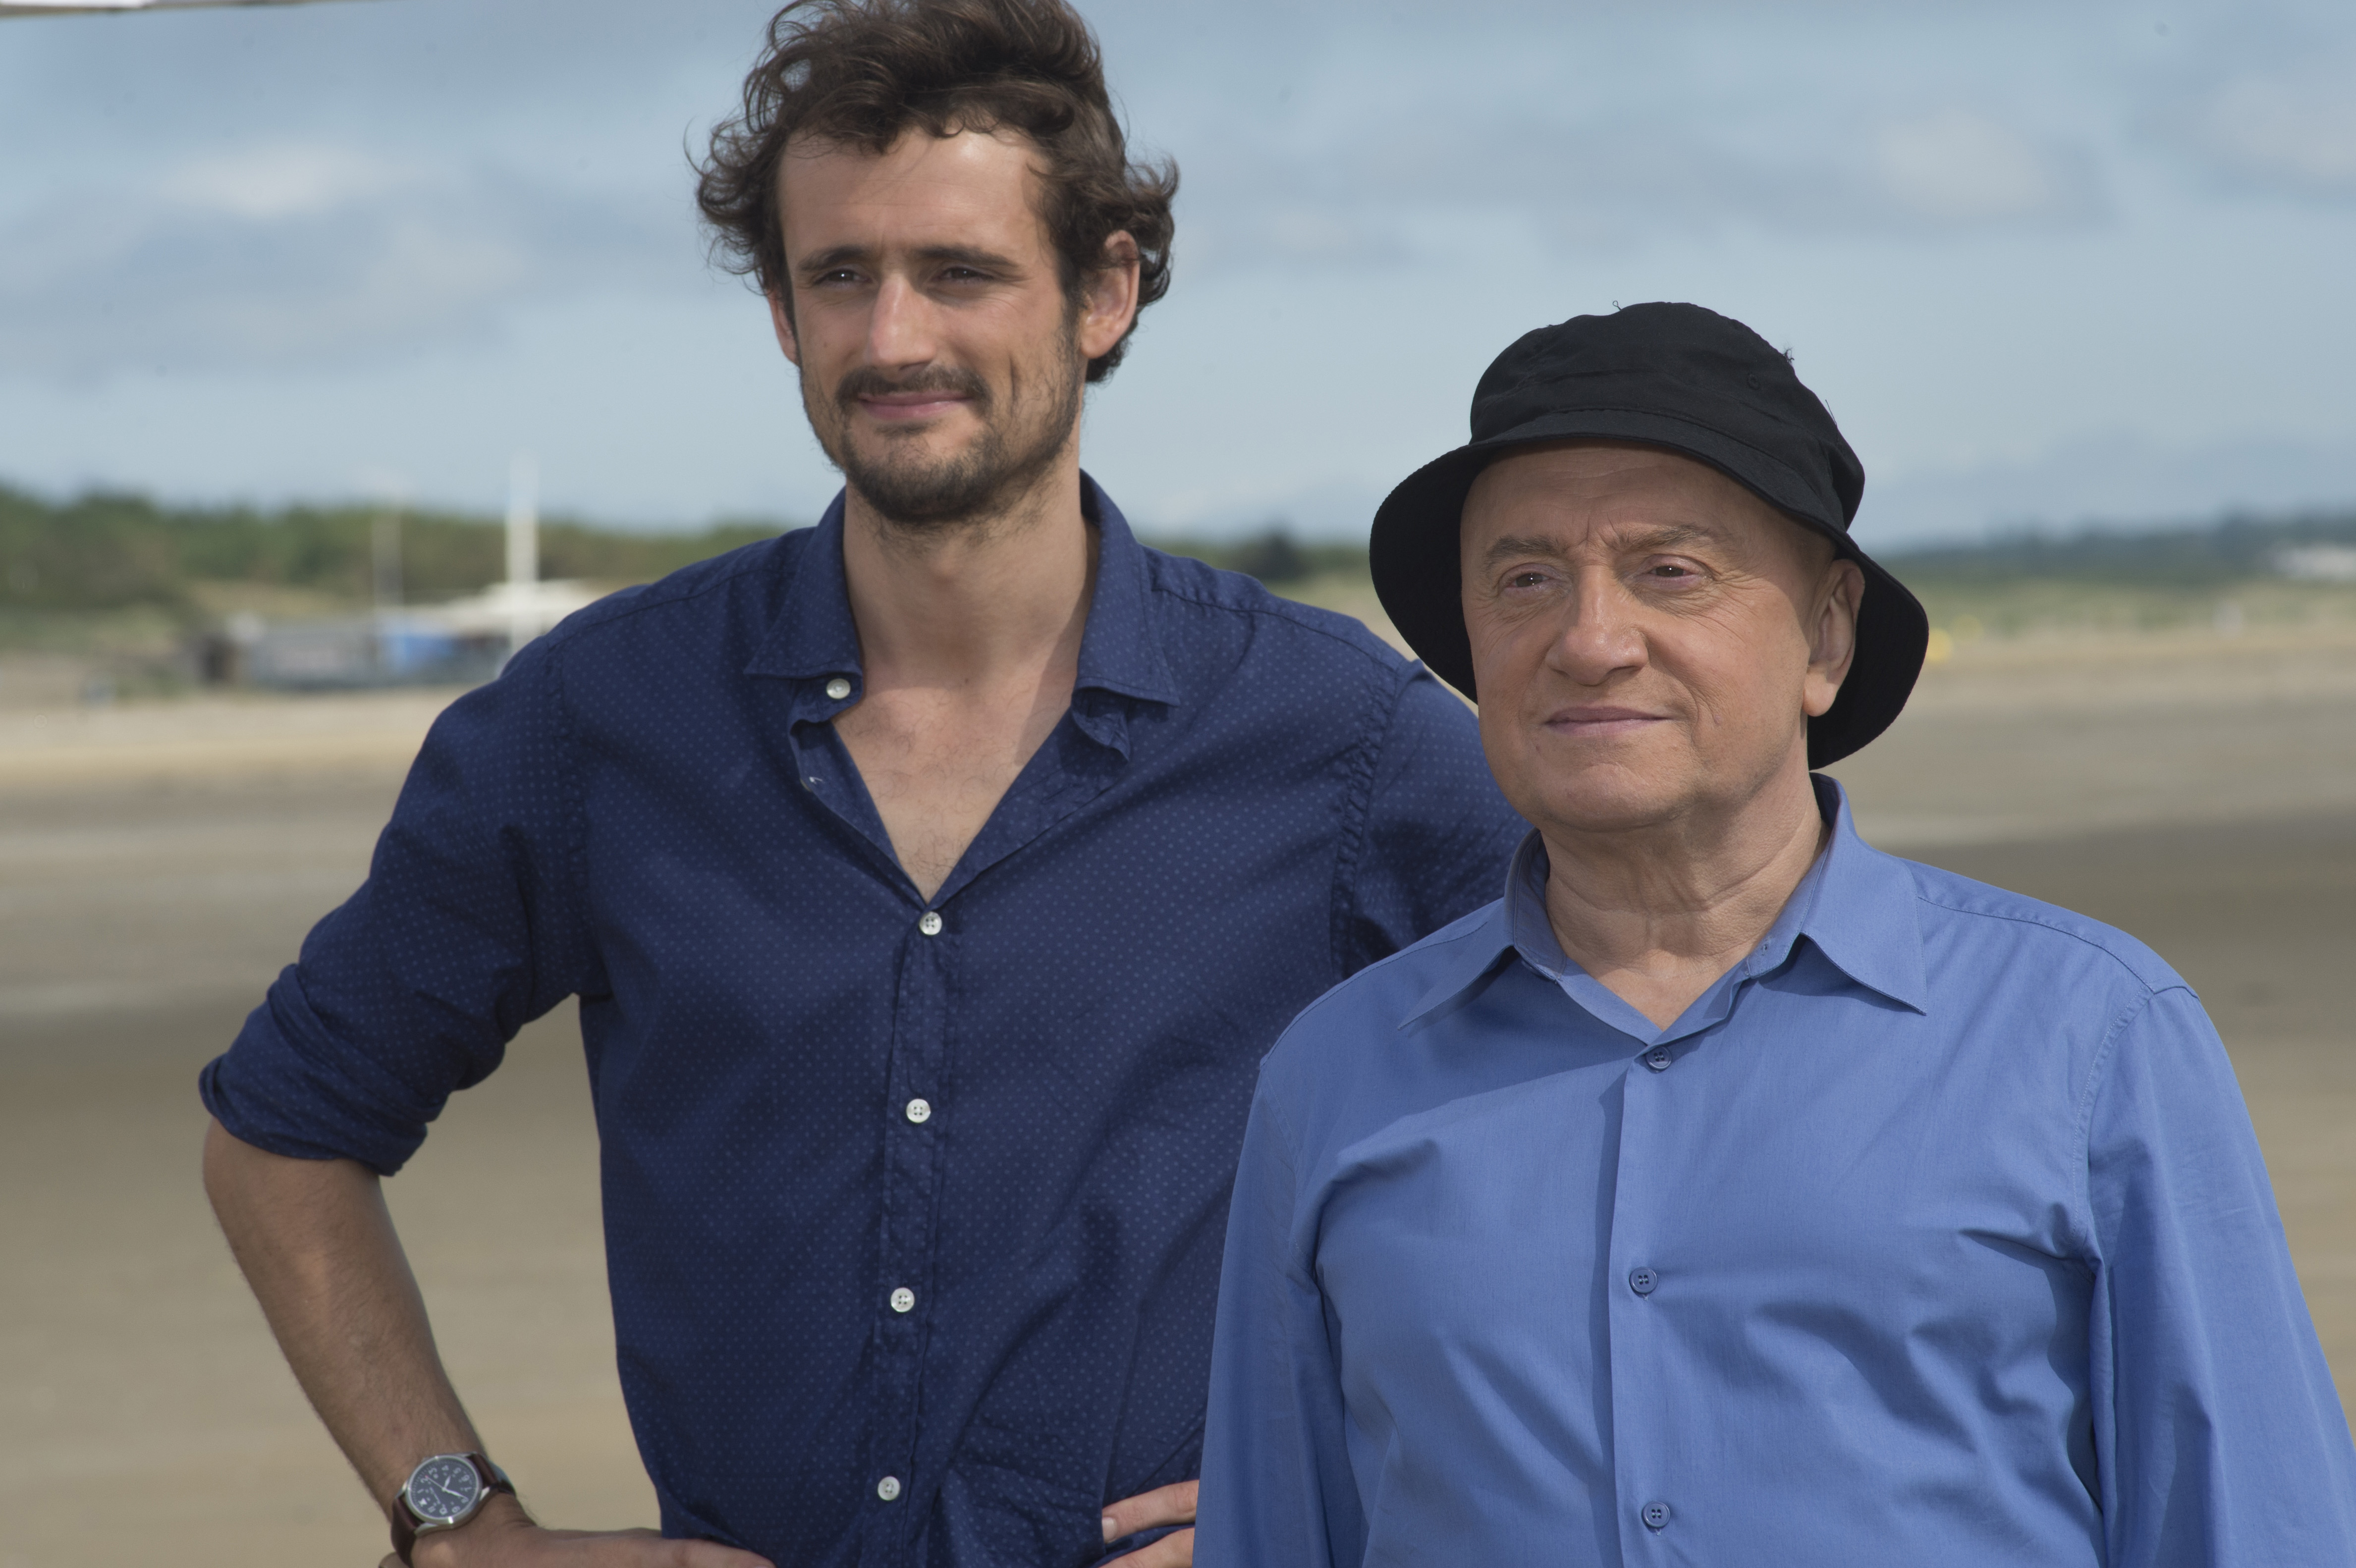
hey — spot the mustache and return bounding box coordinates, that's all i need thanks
[833,364,990,413]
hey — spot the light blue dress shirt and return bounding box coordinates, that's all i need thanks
[1197,778,2356,1567]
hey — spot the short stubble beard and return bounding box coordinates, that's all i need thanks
[810,326,1085,536]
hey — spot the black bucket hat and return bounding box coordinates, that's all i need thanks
[1370,302,1928,767]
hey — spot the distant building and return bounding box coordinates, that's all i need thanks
[2271,545,2356,583]
[213,580,608,691]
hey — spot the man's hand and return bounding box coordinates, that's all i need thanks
[205,1129,770,1568]
[382,1494,773,1568]
[1099,1479,1196,1566]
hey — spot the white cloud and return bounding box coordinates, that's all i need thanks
[0,144,681,379]
[1873,109,2082,223]
[1175,102,2103,277]
[159,144,407,220]
[2188,66,2356,197]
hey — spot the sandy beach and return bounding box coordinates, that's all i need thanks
[3,620,2352,1567]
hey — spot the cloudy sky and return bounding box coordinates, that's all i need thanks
[3,0,2354,544]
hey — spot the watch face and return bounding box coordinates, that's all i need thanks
[405,1457,483,1523]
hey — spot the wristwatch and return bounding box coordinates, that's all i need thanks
[389,1451,513,1565]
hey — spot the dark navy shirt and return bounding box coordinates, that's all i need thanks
[200,479,1524,1568]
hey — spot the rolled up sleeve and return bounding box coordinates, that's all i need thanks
[199,643,590,1174]
[2085,984,2356,1566]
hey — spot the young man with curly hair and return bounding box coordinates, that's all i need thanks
[196,4,1523,1567]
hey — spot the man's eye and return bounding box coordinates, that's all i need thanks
[1506,571,1548,589]
[1647,563,1696,579]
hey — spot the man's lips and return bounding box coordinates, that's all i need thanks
[855,391,972,423]
[1543,706,1670,737]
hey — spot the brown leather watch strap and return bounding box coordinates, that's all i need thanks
[388,1453,513,1567]
[389,1505,418,1568]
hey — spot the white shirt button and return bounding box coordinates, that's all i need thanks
[905,1098,932,1124]
[889,1286,915,1313]
[876,1475,901,1502]
[918,912,943,936]
[825,676,852,700]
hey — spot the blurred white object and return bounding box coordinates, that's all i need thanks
[505,451,540,660]
[2271,545,2356,583]
[434,580,603,646]
[221,452,595,689]
[233,582,603,690]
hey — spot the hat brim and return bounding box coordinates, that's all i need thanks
[1370,417,1928,769]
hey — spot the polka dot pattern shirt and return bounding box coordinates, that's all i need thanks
[201,479,1525,1567]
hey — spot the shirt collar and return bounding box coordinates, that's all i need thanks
[745,491,862,684]
[1776,775,1929,1014]
[1401,775,1927,1032]
[743,473,1180,707]
[1071,477,1182,705]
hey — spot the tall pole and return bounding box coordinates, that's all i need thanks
[505,451,538,658]
[370,507,404,679]
[371,510,403,611]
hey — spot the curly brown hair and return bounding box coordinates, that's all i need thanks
[696,0,1178,384]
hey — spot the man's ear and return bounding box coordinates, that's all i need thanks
[767,287,801,368]
[1802,558,1864,720]
[1075,231,1142,364]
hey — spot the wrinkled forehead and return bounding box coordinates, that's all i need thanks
[1463,439,1822,561]
[774,126,1046,253]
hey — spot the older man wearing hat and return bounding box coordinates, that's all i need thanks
[1193,303,2356,1566]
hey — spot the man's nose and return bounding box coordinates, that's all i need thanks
[1544,576,1648,685]
[865,275,938,369]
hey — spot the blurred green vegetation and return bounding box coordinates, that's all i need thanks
[1888,511,2356,588]
[8,480,2356,653]
[1888,511,2356,640]
[0,483,790,615]
[1149,528,1368,586]
[1901,577,2356,642]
